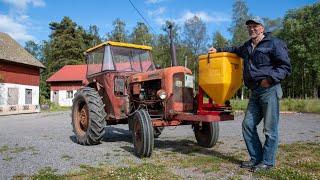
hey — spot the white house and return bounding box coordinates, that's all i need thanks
[0,32,45,115]
[46,65,87,106]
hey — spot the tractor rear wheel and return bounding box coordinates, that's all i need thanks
[132,109,154,157]
[193,122,219,148]
[72,87,106,145]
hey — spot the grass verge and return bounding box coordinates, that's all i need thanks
[257,142,320,179]
[14,142,319,179]
[231,98,320,113]
[41,103,70,112]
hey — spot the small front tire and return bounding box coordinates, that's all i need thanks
[132,109,154,157]
[193,122,219,148]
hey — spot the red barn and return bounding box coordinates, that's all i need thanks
[46,65,87,106]
[0,32,45,115]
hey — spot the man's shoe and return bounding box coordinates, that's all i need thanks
[240,160,258,168]
[251,163,273,172]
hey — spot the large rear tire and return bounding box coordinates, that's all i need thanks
[132,109,154,157]
[72,87,106,145]
[193,122,219,148]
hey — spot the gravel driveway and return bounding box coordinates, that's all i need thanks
[0,111,319,179]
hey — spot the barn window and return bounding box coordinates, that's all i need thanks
[8,88,19,105]
[66,91,73,99]
[25,89,32,104]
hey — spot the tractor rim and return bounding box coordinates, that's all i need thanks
[134,120,143,151]
[76,102,89,136]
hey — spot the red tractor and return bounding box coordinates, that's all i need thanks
[72,39,240,157]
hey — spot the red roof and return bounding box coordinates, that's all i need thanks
[46,65,87,83]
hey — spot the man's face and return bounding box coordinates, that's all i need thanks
[247,23,264,39]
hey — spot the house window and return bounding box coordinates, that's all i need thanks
[8,88,19,105]
[25,89,32,104]
[66,90,73,99]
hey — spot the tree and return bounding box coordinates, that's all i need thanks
[152,34,171,68]
[183,16,208,55]
[212,31,229,48]
[24,40,41,60]
[262,17,282,36]
[228,0,251,99]
[39,40,53,99]
[24,40,51,100]
[106,18,128,42]
[48,16,86,73]
[130,22,152,45]
[152,21,193,69]
[80,25,102,50]
[279,2,320,98]
[152,21,180,68]
[182,16,208,86]
[229,0,250,46]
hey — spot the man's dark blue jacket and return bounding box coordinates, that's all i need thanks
[217,33,291,89]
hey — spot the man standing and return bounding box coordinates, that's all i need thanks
[209,17,291,172]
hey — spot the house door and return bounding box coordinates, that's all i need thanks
[8,88,19,105]
[53,91,59,104]
[25,89,32,104]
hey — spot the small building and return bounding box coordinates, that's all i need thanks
[46,65,87,106]
[0,32,45,115]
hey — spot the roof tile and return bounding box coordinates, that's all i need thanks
[46,65,87,83]
[0,32,45,68]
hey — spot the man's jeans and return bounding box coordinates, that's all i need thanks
[242,84,283,166]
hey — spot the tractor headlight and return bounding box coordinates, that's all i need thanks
[157,89,167,100]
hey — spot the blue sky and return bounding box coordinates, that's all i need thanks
[0,0,317,45]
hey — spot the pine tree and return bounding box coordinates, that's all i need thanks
[49,16,86,73]
[80,25,102,50]
[130,22,152,45]
[212,31,229,48]
[106,18,128,42]
[229,0,250,46]
[24,40,41,60]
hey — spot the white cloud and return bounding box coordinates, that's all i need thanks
[180,11,213,23]
[0,0,45,44]
[145,0,165,4]
[0,14,35,42]
[155,17,166,25]
[179,11,231,24]
[17,14,30,21]
[151,9,231,27]
[1,0,45,10]
[148,7,166,17]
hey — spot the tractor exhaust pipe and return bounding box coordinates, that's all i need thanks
[168,24,177,66]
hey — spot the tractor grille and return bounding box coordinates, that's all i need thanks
[173,72,194,104]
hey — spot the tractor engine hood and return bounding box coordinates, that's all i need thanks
[128,66,192,83]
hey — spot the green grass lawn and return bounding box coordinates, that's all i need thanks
[41,98,320,113]
[41,103,70,112]
[231,98,320,113]
[15,142,319,179]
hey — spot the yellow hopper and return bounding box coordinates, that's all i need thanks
[198,52,243,104]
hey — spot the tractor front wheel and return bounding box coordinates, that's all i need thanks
[132,109,154,157]
[72,87,106,145]
[193,122,219,148]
